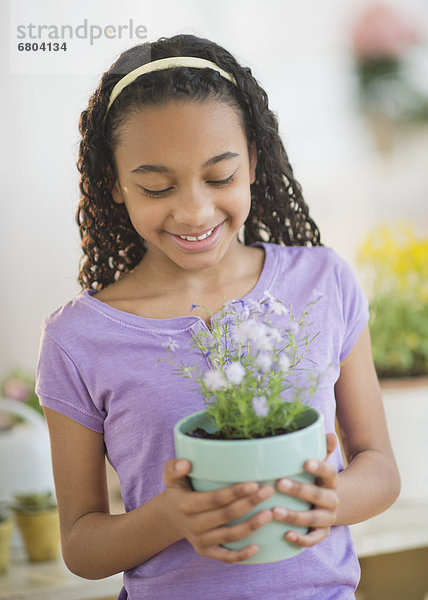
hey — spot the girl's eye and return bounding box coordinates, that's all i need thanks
[207,173,236,187]
[139,173,236,198]
[140,186,172,198]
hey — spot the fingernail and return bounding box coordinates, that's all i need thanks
[257,510,272,524]
[287,531,298,542]
[274,507,288,518]
[279,478,292,490]
[175,459,187,471]
[243,482,258,494]
[306,460,318,471]
[257,486,273,500]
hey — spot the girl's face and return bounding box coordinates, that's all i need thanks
[110,99,257,274]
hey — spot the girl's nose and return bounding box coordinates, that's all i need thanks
[171,187,215,227]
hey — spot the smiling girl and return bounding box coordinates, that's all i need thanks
[35,34,400,599]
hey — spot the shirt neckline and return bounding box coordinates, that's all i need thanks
[78,242,278,331]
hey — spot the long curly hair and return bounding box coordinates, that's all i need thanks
[76,33,322,290]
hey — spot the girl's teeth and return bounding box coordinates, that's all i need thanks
[179,227,214,241]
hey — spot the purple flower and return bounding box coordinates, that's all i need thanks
[3,379,30,402]
[162,337,179,352]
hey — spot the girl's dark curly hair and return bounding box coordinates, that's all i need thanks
[76,33,322,290]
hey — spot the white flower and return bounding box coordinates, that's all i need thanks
[266,327,282,344]
[162,337,179,352]
[252,333,273,353]
[225,362,245,385]
[269,300,289,316]
[232,320,265,345]
[255,353,271,373]
[252,395,269,417]
[278,353,290,373]
[247,299,263,315]
[203,369,228,391]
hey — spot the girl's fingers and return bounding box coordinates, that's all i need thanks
[164,459,266,510]
[285,527,330,547]
[276,474,338,510]
[181,482,274,516]
[204,543,260,563]
[270,434,339,550]
[325,432,338,461]
[187,484,275,531]
[196,509,273,546]
[272,506,335,529]
[305,457,338,489]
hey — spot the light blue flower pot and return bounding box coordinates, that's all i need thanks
[174,407,326,564]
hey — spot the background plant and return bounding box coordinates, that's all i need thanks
[0,368,43,430]
[165,292,322,439]
[10,492,57,514]
[351,3,428,122]
[0,502,12,523]
[358,222,428,377]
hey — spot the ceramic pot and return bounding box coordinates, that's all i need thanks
[174,406,326,563]
[0,398,55,499]
[0,519,13,573]
[16,509,60,562]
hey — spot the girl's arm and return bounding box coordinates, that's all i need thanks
[333,323,401,524]
[272,324,401,546]
[43,407,274,579]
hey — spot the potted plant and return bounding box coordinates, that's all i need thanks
[170,292,327,564]
[0,502,13,573]
[11,491,60,562]
[357,222,428,501]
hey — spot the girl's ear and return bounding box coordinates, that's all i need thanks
[107,165,125,205]
[249,140,257,185]
[111,180,125,205]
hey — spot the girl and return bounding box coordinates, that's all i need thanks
[35,34,400,599]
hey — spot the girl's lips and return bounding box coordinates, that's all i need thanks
[169,222,223,251]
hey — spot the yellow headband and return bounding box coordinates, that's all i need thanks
[103,56,238,124]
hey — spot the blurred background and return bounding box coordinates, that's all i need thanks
[0,0,427,599]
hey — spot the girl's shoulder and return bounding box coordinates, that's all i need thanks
[263,241,346,271]
[40,290,97,340]
[263,242,362,296]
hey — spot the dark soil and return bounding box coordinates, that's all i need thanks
[186,426,297,440]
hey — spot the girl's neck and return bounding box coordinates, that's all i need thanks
[94,243,265,322]
[132,241,261,297]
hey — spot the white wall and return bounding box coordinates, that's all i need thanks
[1,0,427,376]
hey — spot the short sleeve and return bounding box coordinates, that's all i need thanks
[335,254,370,363]
[35,328,105,433]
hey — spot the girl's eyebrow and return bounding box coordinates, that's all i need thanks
[130,151,239,174]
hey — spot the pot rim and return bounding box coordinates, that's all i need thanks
[174,406,323,447]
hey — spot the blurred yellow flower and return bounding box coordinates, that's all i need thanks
[357,222,428,378]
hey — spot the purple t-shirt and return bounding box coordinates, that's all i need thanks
[35,242,369,600]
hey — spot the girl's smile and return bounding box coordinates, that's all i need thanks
[168,221,224,251]
[110,99,257,283]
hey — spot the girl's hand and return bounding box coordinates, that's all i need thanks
[162,458,274,563]
[272,433,339,547]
